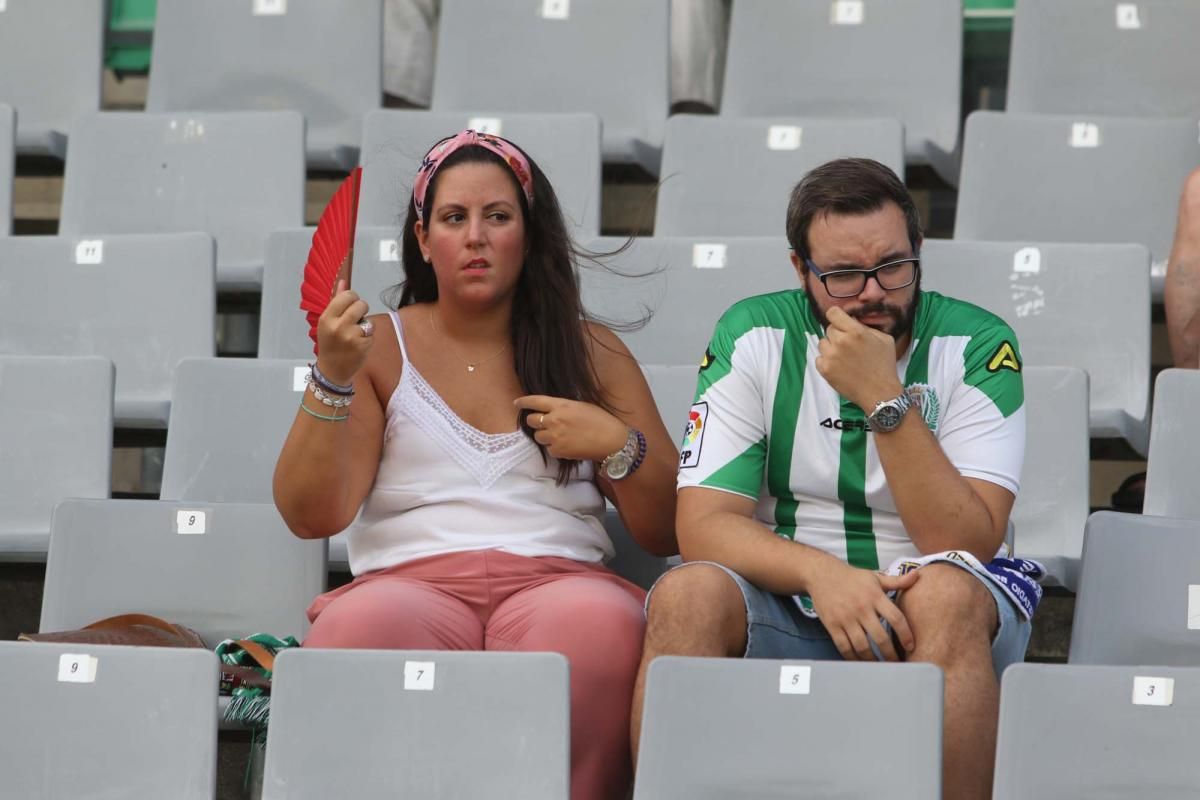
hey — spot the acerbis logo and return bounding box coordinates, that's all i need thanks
[819,417,871,432]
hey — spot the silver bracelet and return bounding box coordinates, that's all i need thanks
[306,374,353,408]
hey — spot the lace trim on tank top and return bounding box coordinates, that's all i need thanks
[389,311,537,489]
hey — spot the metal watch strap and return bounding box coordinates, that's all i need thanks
[602,428,637,466]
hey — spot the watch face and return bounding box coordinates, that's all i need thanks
[873,404,903,431]
[604,454,632,480]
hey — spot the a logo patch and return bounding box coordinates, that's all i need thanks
[986,341,1022,373]
[699,347,715,372]
[679,402,708,469]
[905,383,941,432]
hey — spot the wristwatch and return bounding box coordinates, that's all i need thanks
[601,428,645,481]
[867,391,912,433]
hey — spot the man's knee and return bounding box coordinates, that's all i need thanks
[644,563,748,655]
[898,565,997,648]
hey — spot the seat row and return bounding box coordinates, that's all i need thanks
[2,0,938,176]
[3,345,1197,590]
[0,231,1158,449]
[18,464,1200,665]
[7,0,1199,176]
[5,619,1200,795]
[1,105,1195,301]
[24,483,1200,666]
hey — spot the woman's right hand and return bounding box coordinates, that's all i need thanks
[316,280,373,385]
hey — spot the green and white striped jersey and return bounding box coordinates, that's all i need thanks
[677,290,1025,570]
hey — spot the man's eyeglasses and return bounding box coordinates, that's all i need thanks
[803,256,920,299]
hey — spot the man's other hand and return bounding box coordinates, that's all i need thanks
[806,556,919,662]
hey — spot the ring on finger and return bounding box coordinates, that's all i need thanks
[358,319,374,337]
[539,413,546,427]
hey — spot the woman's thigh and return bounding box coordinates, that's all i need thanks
[305,577,484,650]
[485,572,646,666]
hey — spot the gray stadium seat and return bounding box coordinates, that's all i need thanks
[921,239,1152,454]
[59,111,305,290]
[258,226,404,359]
[263,649,569,799]
[0,356,111,561]
[1069,511,1200,667]
[40,499,325,646]
[954,112,1200,300]
[432,0,668,173]
[1011,367,1090,590]
[259,227,318,360]
[654,114,905,237]
[0,0,102,158]
[601,508,667,592]
[0,642,218,799]
[644,363,700,441]
[635,657,943,799]
[1144,369,1200,518]
[994,663,1200,798]
[0,233,216,427]
[1007,0,1200,118]
[160,357,352,566]
[146,0,382,170]
[0,103,12,234]
[581,236,798,365]
[721,0,961,183]
[359,109,602,237]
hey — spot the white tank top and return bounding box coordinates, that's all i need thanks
[346,311,613,576]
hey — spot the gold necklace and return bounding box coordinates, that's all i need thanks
[428,307,510,373]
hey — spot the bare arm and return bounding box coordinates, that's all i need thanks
[678,486,917,661]
[817,306,1011,561]
[1165,168,1200,368]
[588,325,679,556]
[273,288,386,538]
[872,412,1013,561]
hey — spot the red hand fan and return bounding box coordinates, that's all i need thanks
[300,167,363,354]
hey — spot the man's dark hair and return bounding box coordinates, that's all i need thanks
[785,158,922,260]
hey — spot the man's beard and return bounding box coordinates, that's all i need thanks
[806,274,921,341]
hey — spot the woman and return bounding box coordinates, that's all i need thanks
[273,130,678,799]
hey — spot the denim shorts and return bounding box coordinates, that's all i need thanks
[648,560,1032,677]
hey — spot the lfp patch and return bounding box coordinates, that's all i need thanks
[679,402,708,469]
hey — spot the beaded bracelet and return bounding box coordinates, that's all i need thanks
[299,398,349,422]
[628,429,648,477]
[309,362,355,397]
[306,375,354,408]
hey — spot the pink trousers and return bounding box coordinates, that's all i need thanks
[304,548,647,800]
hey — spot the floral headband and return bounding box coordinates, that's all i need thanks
[412,129,535,220]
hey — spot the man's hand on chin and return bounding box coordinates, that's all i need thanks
[815,306,905,411]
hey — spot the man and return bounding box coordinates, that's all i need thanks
[633,159,1040,799]
[1166,167,1200,369]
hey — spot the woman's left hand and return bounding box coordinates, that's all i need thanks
[514,395,629,462]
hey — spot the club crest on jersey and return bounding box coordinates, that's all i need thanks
[905,383,941,433]
[986,341,1022,373]
[679,402,708,469]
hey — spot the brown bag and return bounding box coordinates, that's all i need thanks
[20,613,277,695]
[19,613,206,648]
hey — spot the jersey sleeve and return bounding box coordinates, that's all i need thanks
[936,323,1025,496]
[676,312,768,500]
